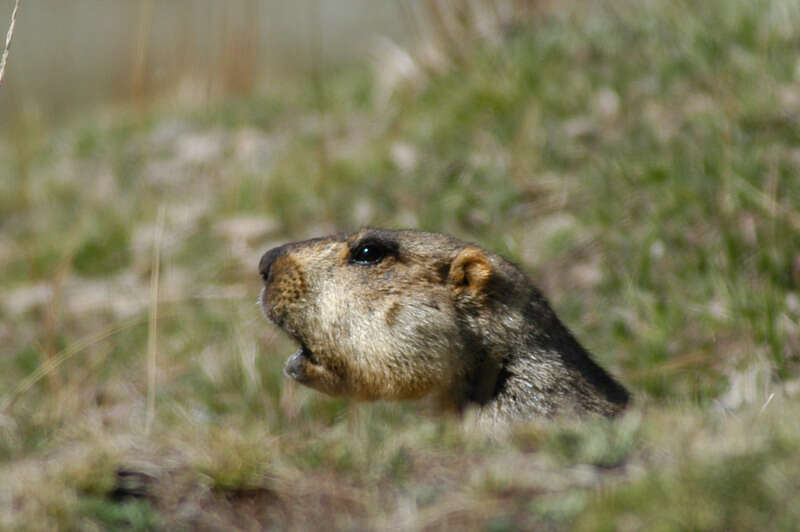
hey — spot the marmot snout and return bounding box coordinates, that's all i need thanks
[259,228,629,422]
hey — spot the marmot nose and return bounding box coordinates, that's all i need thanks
[259,243,290,283]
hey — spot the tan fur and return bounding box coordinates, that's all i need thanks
[259,228,630,423]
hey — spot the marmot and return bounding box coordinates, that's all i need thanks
[258,228,629,423]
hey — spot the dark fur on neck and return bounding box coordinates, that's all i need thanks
[459,268,629,420]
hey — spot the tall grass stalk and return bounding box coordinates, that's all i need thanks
[0,0,21,87]
[145,206,165,435]
[131,0,153,97]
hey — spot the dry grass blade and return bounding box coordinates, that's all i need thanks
[0,0,21,87]
[0,315,147,414]
[145,205,165,435]
[130,0,153,100]
[734,174,800,233]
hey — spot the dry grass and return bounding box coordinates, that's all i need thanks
[0,0,21,86]
[1,0,799,529]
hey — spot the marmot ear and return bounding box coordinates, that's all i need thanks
[448,247,493,296]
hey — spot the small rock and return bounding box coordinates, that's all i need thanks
[390,142,419,172]
[593,88,619,120]
[649,240,665,260]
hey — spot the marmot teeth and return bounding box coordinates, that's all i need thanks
[284,347,314,379]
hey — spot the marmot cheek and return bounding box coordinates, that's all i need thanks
[261,284,286,325]
[264,278,310,326]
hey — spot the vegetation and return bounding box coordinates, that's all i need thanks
[1,0,799,529]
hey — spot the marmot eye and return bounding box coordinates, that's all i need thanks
[351,243,386,264]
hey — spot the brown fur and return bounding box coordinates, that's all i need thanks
[258,228,629,423]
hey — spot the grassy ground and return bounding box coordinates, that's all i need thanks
[2,0,800,529]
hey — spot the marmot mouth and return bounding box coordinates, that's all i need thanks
[284,344,319,380]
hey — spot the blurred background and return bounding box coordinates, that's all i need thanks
[2,0,800,529]
[0,1,413,124]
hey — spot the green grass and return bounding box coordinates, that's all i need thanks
[1,0,799,529]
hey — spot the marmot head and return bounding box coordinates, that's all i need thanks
[258,228,524,402]
[259,228,630,420]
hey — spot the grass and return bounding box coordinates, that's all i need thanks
[1,0,800,529]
